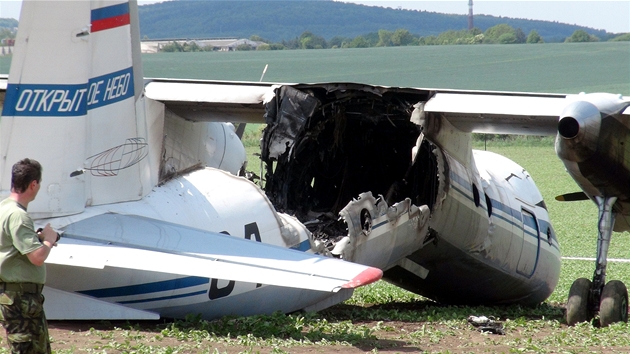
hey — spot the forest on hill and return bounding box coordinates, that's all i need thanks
[137,0,614,43]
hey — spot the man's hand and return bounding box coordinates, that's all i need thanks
[39,224,58,247]
[28,223,57,266]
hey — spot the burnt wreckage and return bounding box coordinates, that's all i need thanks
[261,84,439,260]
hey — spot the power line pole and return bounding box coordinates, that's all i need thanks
[468,0,474,30]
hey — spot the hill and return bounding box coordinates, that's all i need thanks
[0,19,17,29]
[138,0,612,43]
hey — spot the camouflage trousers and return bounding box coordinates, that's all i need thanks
[0,291,50,354]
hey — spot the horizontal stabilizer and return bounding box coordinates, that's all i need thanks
[48,239,381,293]
[43,287,159,320]
[48,214,382,293]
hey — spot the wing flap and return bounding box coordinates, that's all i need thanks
[144,79,277,123]
[424,92,568,135]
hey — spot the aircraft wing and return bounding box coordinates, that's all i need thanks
[47,214,382,293]
[144,78,277,123]
[423,91,569,135]
[145,79,573,136]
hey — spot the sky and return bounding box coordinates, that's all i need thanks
[0,0,628,33]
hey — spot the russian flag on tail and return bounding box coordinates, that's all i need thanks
[91,2,130,33]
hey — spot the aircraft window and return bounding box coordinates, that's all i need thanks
[472,184,480,207]
[485,194,492,217]
[547,227,553,245]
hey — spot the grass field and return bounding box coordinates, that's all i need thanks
[140,42,630,95]
[1,42,629,95]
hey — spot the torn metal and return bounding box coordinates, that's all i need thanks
[260,84,440,268]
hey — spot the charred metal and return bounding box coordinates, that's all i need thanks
[260,84,439,253]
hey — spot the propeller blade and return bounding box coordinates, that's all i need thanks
[235,123,247,139]
[555,191,589,202]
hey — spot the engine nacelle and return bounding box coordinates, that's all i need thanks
[556,100,601,163]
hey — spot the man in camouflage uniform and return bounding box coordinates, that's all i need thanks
[0,159,58,353]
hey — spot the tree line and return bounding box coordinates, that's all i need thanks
[159,24,629,52]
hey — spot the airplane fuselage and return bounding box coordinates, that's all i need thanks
[386,149,560,305]
[259,84,562,306]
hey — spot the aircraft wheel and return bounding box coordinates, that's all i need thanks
[566,278,592,326]
[599,280,628,327]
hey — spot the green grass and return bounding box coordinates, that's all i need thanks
[2,42,629,95]
[139,42,630,95]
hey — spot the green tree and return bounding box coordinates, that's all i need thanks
[498,32,517,44]
[299,31,327,49]
[267,43,286,50]
[256,43,271,50]
[160,41,184,52]
[526,30,544,43]
[610,33,630,42]
[328,36,347,48]
[0,28,16,41]
[363,32,380,47]
[515,28,526,43]
[159,41,202,52]
[483,24,516,44]
[281,37,300,49]
[249,35,267,43]
[565,29,599,42]
[391,29,413,46]
[348,35,369,48]
[377,29,393,46]
[470,27,482,36]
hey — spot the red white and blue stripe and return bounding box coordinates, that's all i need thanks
[91,2,130,33]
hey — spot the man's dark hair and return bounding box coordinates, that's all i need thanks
[11,158,42,193]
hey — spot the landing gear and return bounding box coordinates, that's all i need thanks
[599,280,628,327]
[566,278,591,326]
[566,196,629,327]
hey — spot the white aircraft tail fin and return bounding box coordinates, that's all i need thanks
[1,1,155,217]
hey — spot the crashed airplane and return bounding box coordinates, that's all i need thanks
[3,0,626,326]
[146,77,567,309]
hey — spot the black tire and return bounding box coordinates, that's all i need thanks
[599,280,628,327]
[567,278,592,326]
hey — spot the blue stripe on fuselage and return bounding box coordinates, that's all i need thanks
[2,67,134,117]
[78,276,208,298]
[449,171,559,250]
[119,290,209,305]
[290,239,312,252]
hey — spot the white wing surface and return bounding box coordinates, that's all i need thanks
[423,91,568,135]
[145,79,276,123]
[47,214,382,293]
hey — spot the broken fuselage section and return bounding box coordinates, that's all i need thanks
[260,84,561,306]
